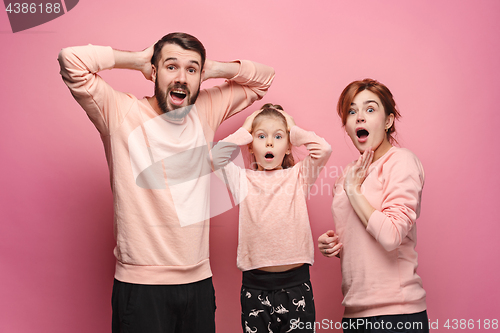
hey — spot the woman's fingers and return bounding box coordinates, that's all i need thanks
[319,237,337,249]
[322,243,343,257]
[361,147,373,171]
[318,230,341,257]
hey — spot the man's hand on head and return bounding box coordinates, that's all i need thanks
[112,42,155,81]
[201,59,214,82]
[140,43,155,81]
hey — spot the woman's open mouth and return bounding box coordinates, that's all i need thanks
[356,128,369,143]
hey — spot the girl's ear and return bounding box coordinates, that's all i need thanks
[248,143,253,154]
[386,113,395,130]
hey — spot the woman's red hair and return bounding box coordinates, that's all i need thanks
[337,79,401,144]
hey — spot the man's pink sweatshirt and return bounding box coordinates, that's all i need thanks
[58,45,274,284]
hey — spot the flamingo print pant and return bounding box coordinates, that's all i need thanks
[241,265,315,333]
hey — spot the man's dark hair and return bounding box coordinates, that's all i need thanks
[151,32,206,70]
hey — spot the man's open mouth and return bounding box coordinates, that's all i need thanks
[170,89,187,105]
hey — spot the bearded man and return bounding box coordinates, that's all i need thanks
[58,32,274,333]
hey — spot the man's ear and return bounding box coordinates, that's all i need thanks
[200,68,205,82]
[151,65,157,83]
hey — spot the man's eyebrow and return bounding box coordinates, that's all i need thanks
[189,60,200,67]
[163,58,200,67]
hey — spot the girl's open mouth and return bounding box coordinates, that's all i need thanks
[265,152,274,160]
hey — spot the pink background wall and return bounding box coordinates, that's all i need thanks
[1,0,499,332]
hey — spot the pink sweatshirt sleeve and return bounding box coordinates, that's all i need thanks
[209,127,252,171]
[209,128,252,203]
[366,150,425,252]
[197,60,275,132]
[221,127,253,145]
[290,126,332,190]
[58,45,135,136]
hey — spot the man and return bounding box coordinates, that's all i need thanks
[58,32,274,333]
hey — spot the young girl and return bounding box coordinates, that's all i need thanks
[210,104,331,333]
[318,79,429,333]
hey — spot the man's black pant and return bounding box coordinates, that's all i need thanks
[112,277,216,333]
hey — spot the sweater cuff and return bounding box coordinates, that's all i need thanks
[367,210,401,252]
[226,60,245,82]
[94,45,115,72]
[366,210,385,240]
[229,60,260,85]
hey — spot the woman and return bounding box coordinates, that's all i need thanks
[318,79,429,333]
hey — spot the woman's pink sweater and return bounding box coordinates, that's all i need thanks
[332,147,427,318]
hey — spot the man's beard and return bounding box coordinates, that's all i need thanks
[155,81,200,120]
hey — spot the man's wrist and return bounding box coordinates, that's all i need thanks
[206,61,240,80]
[113,49,146,71]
